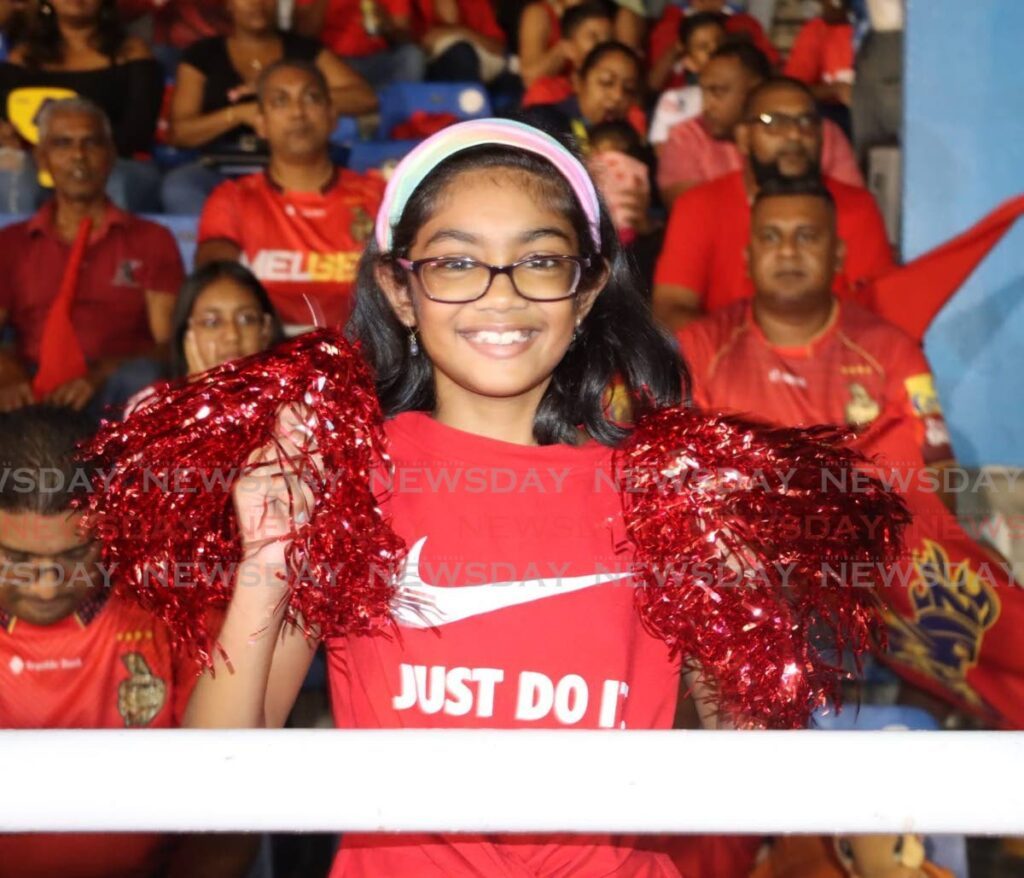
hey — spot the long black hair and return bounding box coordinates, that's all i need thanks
[347,142,689,447]
[23,0,127,67]
[169,261,285,379]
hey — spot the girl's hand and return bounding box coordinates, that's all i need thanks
[183,328,214,376]
[233,404,320,575]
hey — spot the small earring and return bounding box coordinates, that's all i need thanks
[40,0,53,13]
[408,327,419,357]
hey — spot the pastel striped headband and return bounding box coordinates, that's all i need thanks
[374,118,602,252]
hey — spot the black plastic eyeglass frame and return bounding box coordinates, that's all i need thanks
[395,255,592,303]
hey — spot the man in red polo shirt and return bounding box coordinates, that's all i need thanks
[197,60,385,331]
[653,76,893,330]
[0,405,255,877]
[293,0,425,87]
[679,178,952,478]
[658,45,862,205]
[0,99,183,414]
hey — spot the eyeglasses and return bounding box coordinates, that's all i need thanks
[395,255,592,304]
[749,111,821,133]
[191,311,267,332]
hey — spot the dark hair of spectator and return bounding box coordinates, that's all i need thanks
[708,38,773,81]
[0,406,99,515]
[561,1,613,39]
[169,262,285,379]
[256,58,329,105]
[742,75,818,117]
[679,11,728,48]
[588,119,644,159]
[22,0,127,67]
[754,176,837,221]
[347,141,688,447]
[579,40,642,80]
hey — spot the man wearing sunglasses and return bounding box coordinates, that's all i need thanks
[654,75,893,330]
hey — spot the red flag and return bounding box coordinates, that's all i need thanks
[32,217,92,401]
[855,409,1024,729]
[855,193,1024,342]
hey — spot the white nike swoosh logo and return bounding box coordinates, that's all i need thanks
[392,538,632,629]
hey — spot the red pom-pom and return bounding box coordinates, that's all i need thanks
[618,407,910,728]
[79,329,405,665]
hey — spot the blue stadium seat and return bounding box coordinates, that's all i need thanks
[151,214,199,266]
[346,139,420,174]
[375,82,491,140]
[330,114,360,146]
[151,144,200,171]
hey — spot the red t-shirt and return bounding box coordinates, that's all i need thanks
[0,593,199,878]
[657,116,864,193]
[654,171,894,312]
[326,412,681,877]
[294,0,412,57]
[521,73,574,107]
[0,202,183,366]
[649,7,780,69]
[198,169,384,327]
[678,299,954,464]
[783,18,855,87]
[413,0,505,44]
[656,116,741,192]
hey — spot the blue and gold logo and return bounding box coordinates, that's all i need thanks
[886,539,1000,708]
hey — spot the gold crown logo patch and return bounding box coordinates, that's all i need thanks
[117,652,167,727]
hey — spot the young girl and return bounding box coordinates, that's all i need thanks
[185,118,689,876]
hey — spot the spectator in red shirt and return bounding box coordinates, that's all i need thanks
[196,60,384,330]
[414,0,508,83]
[656,40,769,204]
[783,0,855,137]
[648,0,779,73]
[784,0,854,99]
[0,405,257,878]
[0,99,183,414]
[521,1,612,107]
[657,42,862,205]
[679,177,956,507]
[653,76,892,330]
[293,0,425,88]
[516,0,583,86]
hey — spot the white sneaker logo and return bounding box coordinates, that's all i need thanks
[392,538,632,629]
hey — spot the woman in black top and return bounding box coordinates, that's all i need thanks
[162,0,376,215]
[0,0,164,212]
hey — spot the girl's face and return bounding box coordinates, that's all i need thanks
[186,277,272,374]
[381,167,605,420]
[685,23,726,74]
[575,51,641,127]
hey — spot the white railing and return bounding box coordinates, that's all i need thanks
[4,729,1022,834]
